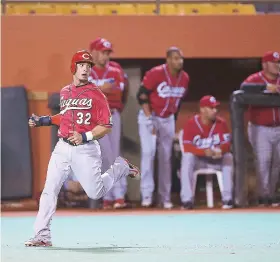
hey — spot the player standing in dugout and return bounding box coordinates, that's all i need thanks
[136,47,190,209]
[241,51,280,207]
[88,37,130,209]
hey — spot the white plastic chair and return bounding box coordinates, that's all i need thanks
[177,129,224,208]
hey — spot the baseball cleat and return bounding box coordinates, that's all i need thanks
[163,202,173,209]
[141,198,152,208]
[113,199,127,209]
[25,237,52,247]
[103,200,113,210]
[123,158,140,180]
[181,201,194,210]
[258,197,270,207]
[222,200,234,209]
[271,199,280,207]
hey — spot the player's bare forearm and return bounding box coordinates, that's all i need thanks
[142,103,152,118]
[184,144,206,157]
[91,125,112,139]
[266,83,280,93]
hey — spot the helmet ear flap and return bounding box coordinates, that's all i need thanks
[71,62,76,74]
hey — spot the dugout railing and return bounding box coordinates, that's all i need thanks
[230,88,280,207]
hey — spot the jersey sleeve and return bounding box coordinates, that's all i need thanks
[115,69,125,92]
[182,121,195,145]
[182,73,190,102]
[50,114,61,126]
[242,73,263,85]
[219,121,231,153]
[142,68,158,91]
[93,90,113,128]
[116,64,128,81]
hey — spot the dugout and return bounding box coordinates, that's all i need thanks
[48,93,60,151]
[46,61,275,208]
[230,86,280,207]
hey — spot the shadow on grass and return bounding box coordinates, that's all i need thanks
[43,246,151,253]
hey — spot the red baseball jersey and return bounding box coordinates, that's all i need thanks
[109,61,128,81]
[58,83,112,139]
[108,61,129,111]
[89,65,124,110]
[142,64,189,118]
[183,115,231,155]
[242,71,280,126]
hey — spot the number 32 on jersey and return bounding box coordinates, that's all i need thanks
[76,112,91,125]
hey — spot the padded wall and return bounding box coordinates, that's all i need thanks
[1,86,33,199]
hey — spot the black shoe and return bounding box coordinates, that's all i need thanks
[181,201,194,210]
[258,197,271,206]
[222,200,234,209]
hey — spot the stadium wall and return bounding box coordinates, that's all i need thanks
[2,14,280,197]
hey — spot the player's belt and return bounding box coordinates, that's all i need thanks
[62,138,89,146]
[265,123,280,127]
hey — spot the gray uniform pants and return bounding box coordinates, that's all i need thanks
[180,152,233,203]
[248,123,280,199]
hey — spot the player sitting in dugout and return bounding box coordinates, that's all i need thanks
[180,96,233,210]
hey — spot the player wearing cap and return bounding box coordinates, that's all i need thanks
[88,38,129,209]
[241,51,280,207]
[89,38,129,108]
[136,47,190,209]
[180,96,233,209]
[25,50,140,247]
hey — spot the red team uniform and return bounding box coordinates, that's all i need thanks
[109,60,129,87]
[142,64,189,117]
[243,71,280,126]
[58,83,112,139]
[182,115,231,155]
[109,60,129,109]
[89,57,127,208]
[89,64,124,112]
[179,96,233,209]
[241,51,280,205]
[24,50,140,247]
[139,63,189,208]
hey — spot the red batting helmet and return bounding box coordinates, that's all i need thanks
[70,50,94,74]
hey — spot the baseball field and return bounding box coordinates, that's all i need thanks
[2,209,280,262]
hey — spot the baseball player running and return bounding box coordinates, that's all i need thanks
[25,50,140,247]
[136,47,190,209]
[241,51,280,207]
[180,96,233,209]
[88,38,129,209]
